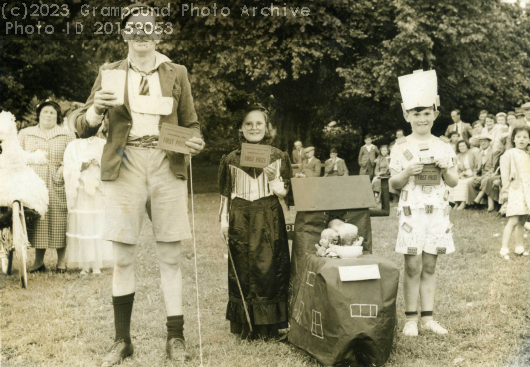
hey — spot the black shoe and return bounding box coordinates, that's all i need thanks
[101,340,133,366]
[166,338,190,362]
[28,264,46,273]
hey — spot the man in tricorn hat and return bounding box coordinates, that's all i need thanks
[74,3,205,365]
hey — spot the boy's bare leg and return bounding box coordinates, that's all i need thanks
[419,253,438,312]
[404,254,423,311]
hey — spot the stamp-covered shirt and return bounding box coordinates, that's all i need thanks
[389,135,456,211]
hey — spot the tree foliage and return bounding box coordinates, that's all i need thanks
[2,0,530,164]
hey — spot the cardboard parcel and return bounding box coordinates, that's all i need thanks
[289,176,399,366]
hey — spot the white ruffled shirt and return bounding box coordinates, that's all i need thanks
[86,52,172,138]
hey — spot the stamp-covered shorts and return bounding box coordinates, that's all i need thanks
[102,147,191,245]
[395,207,455,255]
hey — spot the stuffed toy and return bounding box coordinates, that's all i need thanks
[0,111,49,228]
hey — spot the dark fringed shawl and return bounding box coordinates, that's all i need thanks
[218,146,293,200]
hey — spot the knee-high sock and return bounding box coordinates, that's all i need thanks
[113,293,135,343]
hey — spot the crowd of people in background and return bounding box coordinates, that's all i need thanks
[290,104,530,225]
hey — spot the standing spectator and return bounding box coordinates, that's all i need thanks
[387,141,399,202]
[292,140,305,165]
[18,100,76,273]
[448,131,460,152]
[451,140,480,210]
[445,109,472,142]
[372,145,390,203]
[324,148,348,176]
[358,134,379,180]
[396,129,405,140]
[300,147,321,177]
[499,126,530,259]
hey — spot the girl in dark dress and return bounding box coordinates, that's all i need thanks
[218,93,292,340]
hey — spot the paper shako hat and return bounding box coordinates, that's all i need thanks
[398,69,440,113]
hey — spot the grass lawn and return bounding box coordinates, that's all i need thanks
[1,193,530,367]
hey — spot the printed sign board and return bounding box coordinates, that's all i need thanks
[414,164,441,185]
[240,143,272,168]
[158,124,195,154]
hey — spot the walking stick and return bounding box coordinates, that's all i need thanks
[189,154,204,366]
[225,238,253,333]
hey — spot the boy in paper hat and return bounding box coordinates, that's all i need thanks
[389,70,459,337]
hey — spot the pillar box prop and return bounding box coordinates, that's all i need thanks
[289,176,399,367]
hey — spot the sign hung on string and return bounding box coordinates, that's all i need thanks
[240,143,272,168]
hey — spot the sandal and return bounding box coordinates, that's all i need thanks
[499,248,510,260]
[514,246,529,257]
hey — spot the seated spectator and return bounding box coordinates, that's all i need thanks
[481,167,502,212]
[324,148,348,177]
[473,109,488,127]
[468,136,480,155]
[481,114,506,153]
[449,131,460,152]
[468,135,502,209]
[521,102,530,127]
[298,146,321,177]
[372,145,390,203]
[496,112,508,129]
[451,140,480,210]
[502,111,527,151]
[471,120,484,138]
[292,140,305,164]
[388,140,396,152]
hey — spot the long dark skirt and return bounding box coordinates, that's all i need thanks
[226,196,290,340]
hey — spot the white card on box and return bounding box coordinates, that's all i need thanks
[338,265,381,282]
[130,96,173,115]
[158,123,194,154]
[101,70,126,106]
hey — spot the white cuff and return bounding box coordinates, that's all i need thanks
[221,217,229,228]
[86,106,104,127]
[269,177,283,189]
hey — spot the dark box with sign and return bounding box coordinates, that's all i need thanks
[289,177,399,367]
